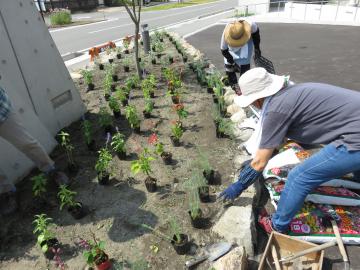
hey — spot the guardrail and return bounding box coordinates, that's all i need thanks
[236,0,360,23]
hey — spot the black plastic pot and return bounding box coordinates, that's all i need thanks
[133,126,141,134]
[216,127,227,139]
[157,54,161,59]
[169,57,174,64]
[198,186,210,202]
[207,87,214,94]
[112,75,118,82]
[170,136,181,147]
[124,49,129,54]
[41,238,60,259]
[87,83,95,92]
[143,110,151,119]
[116,53,122,59]
[117,151,126,160]
[159,38,163,42]
[145,177,157,192]
[203,170,216,185]
[124,66,130,72]
[104,93,110,101]
[169,37,173,42]
[161,152,172,165]
[108,58,114,64]
[121,99,128,106]
[87,139,96,151]
[68,163,79,175]
[183,56,188,63]
[98,172,110,185]
[99,64,104,70]
[171,95,180,104]
[113,110,121,119]
[104,125,113,134]
[188,209,208,229]
[111,84,116,92]
[171,234,190,255]
[138,57,142,62]
[68,202,86,219]
[212,94,218,104]
[151,59,156,65]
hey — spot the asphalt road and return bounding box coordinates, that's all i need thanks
[187,22,360,269]
[50,0,237,55]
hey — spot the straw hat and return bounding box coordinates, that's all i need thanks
[234,68,287,108]
[224,21,252,48]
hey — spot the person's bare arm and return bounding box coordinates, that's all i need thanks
[251,148,275,171]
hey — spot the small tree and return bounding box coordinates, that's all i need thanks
[118,0,142,78]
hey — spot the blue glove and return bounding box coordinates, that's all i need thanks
[219,161,262,201]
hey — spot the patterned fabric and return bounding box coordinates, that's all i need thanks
[0,87,12,124]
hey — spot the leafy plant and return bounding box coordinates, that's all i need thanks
[154,42,164,54]
[131,148,155,177]
[169,217,182,244]
[95,147,113,178]
[111,132,126,154]
[122,56,131,67]
[80,69,93,85]
[195,148,213,175]
[218,118,234,137]
[31,173,47,198]
[105,63,117,76]
[189,188,201,219]
[81,119,93,145]
[171,122,183,140]
[172,103,188,122]
[57,185,81,210]
[144,99,154,114]
[98,107,113,128]
[103,73,113,97]
[108,96,121,112]
[58,131,75,165]
[125,105,140,129]
[125,75,140,89]
[33,214,55,252]
[115,86,128,102]
[50,9,71,26]
[79,233,108,266]
[148,133,164,156]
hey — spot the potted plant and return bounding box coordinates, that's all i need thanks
[33,214,60,259]
[170,121,183,147]
[123,35,131,54]
[188,188,208,229]
[148,133,172,165]
[122,57,131,72]
[143,99,154,119]
[80,69,95,91]
[103,73,112,100]
[116,47,122,59]
[196,148,216,185]
[31,173,47,203]
[95,147,113,185]
[150,53,156,65]
[58,185,85,219]
[131,148,156,192]
[79,233,112,270]
[58,131,78,174]
[105,64,118,82]
[154,42,164,58]
[168,54,174,64]
[94,56,104,70]
[82,119,96,151]
[216,117,234,139]
[125,105,141,134]
[98,107,113,134]
[115,86,128,107]
[108,96,121,118]
[110,131,126,159]
[125,75,140,90]
[173,103,188,127]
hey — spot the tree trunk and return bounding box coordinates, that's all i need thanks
[134,24,142,79]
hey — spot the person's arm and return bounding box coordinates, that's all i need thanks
[220,27,234,64]
[251,22,261,57]
[251,148,274,171]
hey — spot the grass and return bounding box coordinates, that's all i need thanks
[143,0,216,11]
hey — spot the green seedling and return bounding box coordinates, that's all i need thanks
[98,107,113,128]
[108,96,121,113]
[111,132,126,154]
[125,105,140,129]
[58,131,75,166]
[82,119,93,145]
[31,173,47,198]
[95,147,113,178]
[80,69,93,85]
[131,148,155,177]
[57,185,81,211]
[33,214,56,253]
[171,122,183,140]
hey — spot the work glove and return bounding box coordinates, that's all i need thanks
[218,160,262,201]
[254,48,261,58]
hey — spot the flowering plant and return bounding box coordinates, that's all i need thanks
[172,103,188,121]
[148,133,164,156]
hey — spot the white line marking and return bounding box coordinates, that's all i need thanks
[49,18,118,33]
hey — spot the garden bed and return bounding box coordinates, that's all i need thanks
[0,32,241,270]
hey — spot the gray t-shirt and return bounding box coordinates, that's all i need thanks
[260,82,360,151]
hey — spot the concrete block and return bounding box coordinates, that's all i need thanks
[212,246,247,270]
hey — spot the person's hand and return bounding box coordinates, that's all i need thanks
[254,48,261,58]
[218,181,246,201]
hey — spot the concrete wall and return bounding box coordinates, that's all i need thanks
[237,0,270,15]
[0,1,85,184]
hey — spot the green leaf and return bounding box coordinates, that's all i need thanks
[41,243,48,253]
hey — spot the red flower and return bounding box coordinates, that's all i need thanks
[148,133,158,145]
[172,103,184,111]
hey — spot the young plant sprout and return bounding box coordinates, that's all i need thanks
[189,188,201,219]
[110,131,126,154]
[57,185,81,211]
[95,147,113,179]
[131,148,154,178]
[58,131,75,167]
[144,99,154,115]
[125,105,140,129]
[108,96,121,113]
[31,173,47,198]
[171,121,183,141]
[169,216,182,244]
[98,107,113,130]
[125,74,140,89]
[79,232,111,268]
[103,73,113,98]
[81,119,93,146]
[80,69,94,89]
[33,214,56,253]
[196,147,213,176]
[217,117,234,138]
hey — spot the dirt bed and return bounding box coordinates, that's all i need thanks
[0,36,240,270]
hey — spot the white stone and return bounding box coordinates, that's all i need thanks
[212,246,247,270]
[212,206,255,256]
[233,154,251,170]
[233,126,253,142]
[224,87,235,97]
[230,110,246,123]
[224,94,237,106]
[227,104,242,116]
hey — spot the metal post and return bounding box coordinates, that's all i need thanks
[354,0,359,22]
[278,1,281,15]
[335,0,340,21]
[304,2,308,20]
[319,0,323,20]
[37,0,45,22]
[290,1,294,18]
[141,24,150,55]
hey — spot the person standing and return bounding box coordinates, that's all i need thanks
[221,20,261,94]
[0,86,68,216]
[219,67,360,234]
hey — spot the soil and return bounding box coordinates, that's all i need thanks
[0,36,239,269]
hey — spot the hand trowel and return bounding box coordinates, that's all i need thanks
[185,242,232,268]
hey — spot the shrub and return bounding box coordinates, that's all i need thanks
[50,9,72,26]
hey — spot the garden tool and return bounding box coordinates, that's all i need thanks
[330,219,350,270]
[271,245,282,270]
[184,242,232,268]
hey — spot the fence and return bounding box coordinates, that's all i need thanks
[34,0,99,12]
[236,0,360,23]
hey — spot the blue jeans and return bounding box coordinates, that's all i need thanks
[272,144,360,232]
